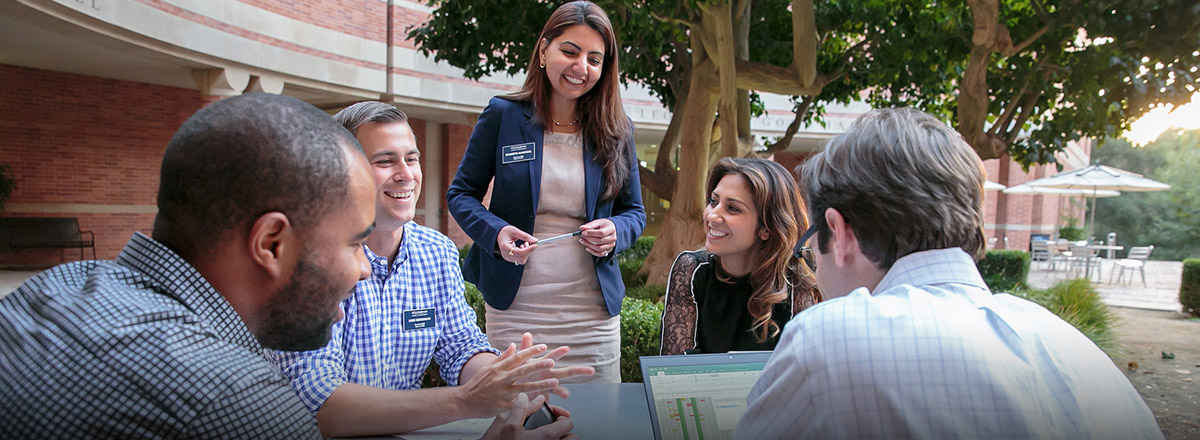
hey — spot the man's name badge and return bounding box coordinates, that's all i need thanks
[402,308,437,331]
[501,142,536,164]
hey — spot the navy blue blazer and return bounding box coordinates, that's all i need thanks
[447,97,646,316]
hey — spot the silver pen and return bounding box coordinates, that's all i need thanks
[537,230,583,244]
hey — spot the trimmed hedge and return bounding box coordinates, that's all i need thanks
[619,236,656,263]
[626,284,666,303]
[463,282,487,332]
[976,250,1031,293]
[619,297,663,383]
[1012,279,1120,358]
[618,236,656,289]
[620,258,648,289]
[1182,259,1200,317]
[458,244,471,269]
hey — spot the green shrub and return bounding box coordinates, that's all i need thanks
[618,236,655,289]
[620,297,663,383]
[463,282,487,332]
[1057,226,1086,242]
[626,284,666,303]
[1057,217,1086,241]
[1181,259,1200,317]
[976,250,1031,293]
[620,258,648,289]
[458,245,472,270]
[1011,279,1121,358]
[619,236,656,263]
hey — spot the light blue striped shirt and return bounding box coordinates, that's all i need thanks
[737,248,1161,439]
[266,222,496,413]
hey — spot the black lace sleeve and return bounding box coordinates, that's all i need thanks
[790,282,821,317]
[660,251,702,355]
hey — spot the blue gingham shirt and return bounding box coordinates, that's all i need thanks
[0,233,320,439]
[266,222,497,414]
[737,248,1162,439]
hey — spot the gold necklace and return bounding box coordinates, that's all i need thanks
[551,115,580,126]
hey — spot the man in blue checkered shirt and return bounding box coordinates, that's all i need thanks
[266,101,593,438]
[0,93,376,439]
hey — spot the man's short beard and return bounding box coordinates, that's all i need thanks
[255,256,344,351]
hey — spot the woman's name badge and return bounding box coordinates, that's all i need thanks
[501,142,536,164]
[402,308,437,331]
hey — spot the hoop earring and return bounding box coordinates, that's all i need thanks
[539,59,546,69]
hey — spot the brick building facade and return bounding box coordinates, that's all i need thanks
[0,0,1083,267]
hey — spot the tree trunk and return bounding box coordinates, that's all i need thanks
[960,0,1012,160]
[642,62,720,286]
[702,1,740,159]
[639,0,824,286]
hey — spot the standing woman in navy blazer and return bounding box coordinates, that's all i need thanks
[447,1,645,383]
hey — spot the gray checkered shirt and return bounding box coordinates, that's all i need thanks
[0,232,321,439]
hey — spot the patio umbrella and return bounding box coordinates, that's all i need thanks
[1024,164,1171,238]
[984,180,1006,190]
[1001,183,1121,197]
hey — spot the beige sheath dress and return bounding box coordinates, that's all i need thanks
[484,130,621,383]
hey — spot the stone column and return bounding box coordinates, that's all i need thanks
[423,121,444,233]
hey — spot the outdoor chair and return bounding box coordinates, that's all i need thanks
[1030,240,1051,268]
[1067,243,1101,281]
[1046,242,1072,272]
[1110,245,1154,286]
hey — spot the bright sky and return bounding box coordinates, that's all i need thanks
[1124,91,1200,146]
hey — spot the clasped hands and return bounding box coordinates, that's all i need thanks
[466,333,595,439]
[497,219,618,265]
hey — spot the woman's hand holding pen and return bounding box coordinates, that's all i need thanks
[578,219,617,258]
[497,225,537,265]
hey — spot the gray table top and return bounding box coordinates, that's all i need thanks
[550,382,652,439]
[344,382,653,440]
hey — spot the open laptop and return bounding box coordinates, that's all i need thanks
[639,351,772,440]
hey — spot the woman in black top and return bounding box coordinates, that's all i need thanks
[660,158,820,354]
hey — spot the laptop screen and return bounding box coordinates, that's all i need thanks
[639,352,772,440]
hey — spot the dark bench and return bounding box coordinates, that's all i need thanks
[0,217,96,260]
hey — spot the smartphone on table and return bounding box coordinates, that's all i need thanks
[523,401,556,430]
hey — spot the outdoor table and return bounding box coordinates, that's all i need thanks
[1085,244,1124,280]
[346,383,654,440]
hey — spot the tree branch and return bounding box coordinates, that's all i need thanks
[761,97,813,156]
[734,60,826,95]
[818,36,873,88]
[1030,0,1050,22]
[1005,24,1050,55]
[655,89,687,176]
[733,0,749,22]
[649,10,698,29]
[990,54,1046,136]
[703,0,740,158]
[1003,90,1043,144]
[989,94,1023,136]
[791,0,818,88]
[639,165,676,201]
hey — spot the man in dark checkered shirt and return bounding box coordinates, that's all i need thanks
[0,93,378,438]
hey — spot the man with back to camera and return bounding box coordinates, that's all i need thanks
[0,94,565,440]
[735,107,1162,439]
[266,101,592,438]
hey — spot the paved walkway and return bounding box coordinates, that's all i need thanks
[1027,259,1184,312]
[0,270,40,298]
